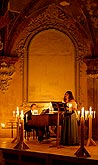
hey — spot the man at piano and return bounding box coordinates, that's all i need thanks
[24,103,38,140]
[24,103,47,142]
[26,103,57,142]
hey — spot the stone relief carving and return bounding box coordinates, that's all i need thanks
[16,4,89,60]
[0,61,15,93]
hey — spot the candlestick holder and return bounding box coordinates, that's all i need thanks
[86,110,97,146]
[12,108,29,149]
[11,107,20,143]
[74,107,91,157]
[14,119,29,150]
[11,117,20,143]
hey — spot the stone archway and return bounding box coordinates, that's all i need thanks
[11,4,90,108]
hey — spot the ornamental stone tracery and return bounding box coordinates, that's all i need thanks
[15,4,90,61]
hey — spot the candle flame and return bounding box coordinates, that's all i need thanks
[89,106,92,115]
[81,107,84,117]
[1,123,5,128]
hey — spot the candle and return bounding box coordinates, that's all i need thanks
[85,110,89,120]
[89,107,92,116]
[80,107,85,148]
[1,123,5,128]
[81,107,84,117]
[78,110,80,116]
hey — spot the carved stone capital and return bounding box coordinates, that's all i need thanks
[0,55,19,65]
[83,56,98,77]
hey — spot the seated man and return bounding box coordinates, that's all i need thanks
[24,103,38,140]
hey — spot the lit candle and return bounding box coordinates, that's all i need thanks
[81,107,84,117]
[85,110,89,120]
[80,107,85,148]
[1,123,5,128]
[89,107,92,116]
[78,110,80,116]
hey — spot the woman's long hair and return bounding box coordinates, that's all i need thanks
[64,90,74,102]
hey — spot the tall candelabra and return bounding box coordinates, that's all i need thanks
[12,107,29,150]
[86,107,97,146]
[75,107,91,157]
[11,107,20,143]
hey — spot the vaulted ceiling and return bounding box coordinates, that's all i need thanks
[0,0,98,57]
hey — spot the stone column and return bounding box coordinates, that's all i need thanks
[83,56,98,140]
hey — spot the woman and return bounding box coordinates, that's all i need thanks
[64,91,77,111]
[60,91,79,145]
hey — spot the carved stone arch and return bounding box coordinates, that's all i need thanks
[14,4,90,59]
[13,4,89,106]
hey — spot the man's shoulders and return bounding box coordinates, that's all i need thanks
[25,110,31,114]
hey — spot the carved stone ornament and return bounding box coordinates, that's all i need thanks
[15,4,90,64]
[83,56,98,78]
[0,56,18,93]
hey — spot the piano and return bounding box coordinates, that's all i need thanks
[28,113,63,127]
[28,101,71,127]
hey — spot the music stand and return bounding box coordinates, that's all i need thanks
[52,102,66,112]
[50,102,65,148]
